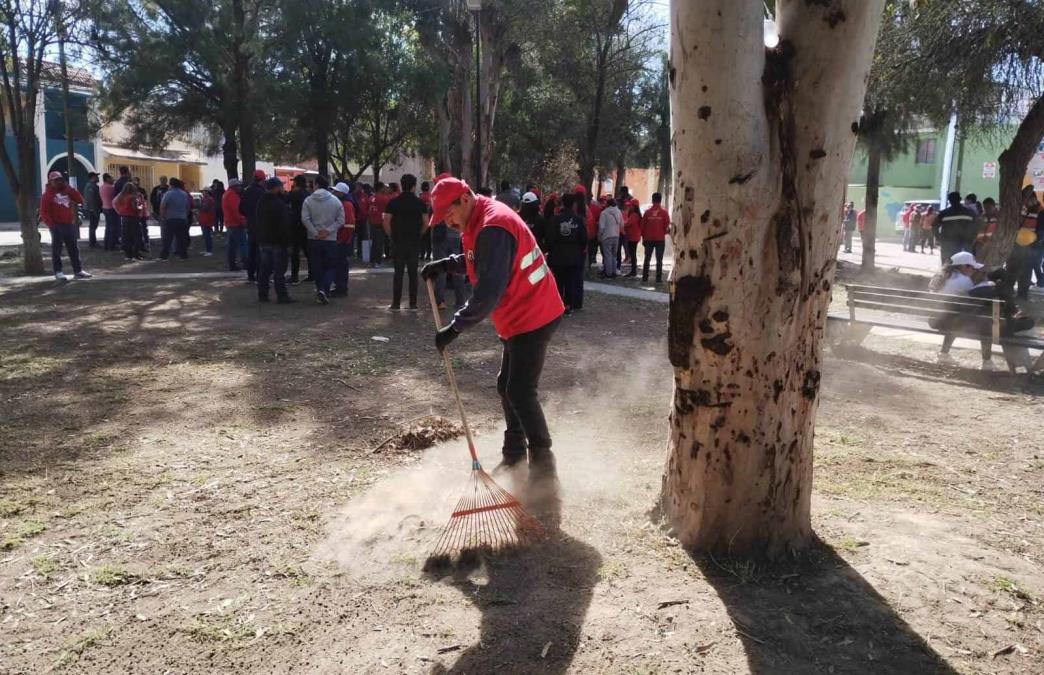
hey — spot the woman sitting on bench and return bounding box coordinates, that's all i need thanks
[929,252,1035,371]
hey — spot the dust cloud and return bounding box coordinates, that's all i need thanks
[314,345,672,584]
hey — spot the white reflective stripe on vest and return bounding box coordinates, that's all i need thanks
[520,248,540,269]
[527,261,549,285]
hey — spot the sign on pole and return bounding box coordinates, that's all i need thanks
[982,161,996,179]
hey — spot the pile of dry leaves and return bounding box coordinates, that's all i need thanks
[374,415,464,452]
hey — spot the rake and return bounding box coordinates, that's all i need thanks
[422,278,545,569]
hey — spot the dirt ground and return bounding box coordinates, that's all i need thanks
[1,240,1043,674]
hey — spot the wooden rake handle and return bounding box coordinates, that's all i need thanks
[426,277,479,464]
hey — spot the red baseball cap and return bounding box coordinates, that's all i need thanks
[433,172,453,184]
[253,169,266,180]
[430,177,472,224]
[573,184,587,195]
[48,171,64,181]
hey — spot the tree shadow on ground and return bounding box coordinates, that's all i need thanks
[831,343,1044,396]
[430,474,601,675]
[695,539,959,675]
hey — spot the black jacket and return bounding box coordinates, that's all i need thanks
[239,181,265,232]
[935,204,978,246]
[256,192,293,246]
[545,212,586,265]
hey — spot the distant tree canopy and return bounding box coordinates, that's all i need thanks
[85,0,666,189]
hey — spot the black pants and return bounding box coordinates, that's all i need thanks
[290,228,308,281]
[392,245,419,308]
[498,317,560,458]
[643,240,666,280]
[354,222,369,259]
[258,245,289,299]
[551,263,582,310]
[625,241,639,275]
[160,218,188,259]
[247,229,259,280]
[370,224,386,265]
[47,224,82,274]
[122,216,141,259]
[88,211,100,247]
[587,237,598,266]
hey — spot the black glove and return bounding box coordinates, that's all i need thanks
[435,325,459,353]
[421,258,450,281]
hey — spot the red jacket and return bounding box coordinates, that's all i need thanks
[368,193,389,225]
[222,189,244,227]
[462,196,564,339]
[584,201,602,239]
[624,211,642,242]
[40,185,83,226]
[198,194,216,227]
[641,205,670,241]
[336,199,356,243]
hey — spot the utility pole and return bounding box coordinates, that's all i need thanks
[51,0,76,188]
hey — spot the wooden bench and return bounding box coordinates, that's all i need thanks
[829,284,1044,374]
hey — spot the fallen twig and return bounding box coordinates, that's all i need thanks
[656,599,689,610]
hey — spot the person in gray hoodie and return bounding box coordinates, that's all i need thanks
[301,175,345,304]
[597,198,623,278]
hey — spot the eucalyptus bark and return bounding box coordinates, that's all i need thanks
[660,0,884,558]
[861,143,882,271]
[981,94,1044,268]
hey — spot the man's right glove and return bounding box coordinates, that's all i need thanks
[421,258,450,280]
[435,325,459,353]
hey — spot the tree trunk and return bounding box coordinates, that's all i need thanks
[459,65,475,186]
[221,126,239,179]
[614,157,626,195]
[239,108,257,179]
[981,93,1044,267]
[659,0,884,559]
[436,92,453,174]
[17,190,42,275]
[861,142,882,271]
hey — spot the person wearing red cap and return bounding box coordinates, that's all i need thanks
[421,177,564,476]
[40,171,90,281]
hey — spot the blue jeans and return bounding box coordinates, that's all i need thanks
[257,245,289,299]
[48,224,82,274]
[333,241,351,294]
[202,226,213,253]
[103,208,120,250]
[307,239,338,294]
[226,227,247,270]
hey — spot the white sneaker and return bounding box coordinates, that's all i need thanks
[937,353,956,365]
[54,271,67,281]
[74,270,92,279]
[203,251,213,257]
[981,359,996,371]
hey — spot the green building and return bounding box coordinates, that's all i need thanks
[846,124,1043,234]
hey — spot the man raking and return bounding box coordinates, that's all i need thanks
[421,177,564,479]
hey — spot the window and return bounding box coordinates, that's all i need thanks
[915,138,937,165]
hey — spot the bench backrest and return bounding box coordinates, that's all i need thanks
[845,284,1001,342]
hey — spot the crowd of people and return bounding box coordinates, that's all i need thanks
[40,168,676,314]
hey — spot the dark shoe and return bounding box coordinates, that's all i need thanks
[229,266,241,272]
[288,277,300,285]
[389,305,401,311]
[329,290,347,298]
[303,275,314,282]
[641,276,648,282]
[316,290,329,305]
[247,276,256,283]
[277,296,296,304]
[408,304,418,310]
[258,295,270,303]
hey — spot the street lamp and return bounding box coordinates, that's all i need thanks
[466,0,482,188]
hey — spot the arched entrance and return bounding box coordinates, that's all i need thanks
[47,153,95,189]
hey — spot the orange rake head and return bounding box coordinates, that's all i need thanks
[423,461,546,571]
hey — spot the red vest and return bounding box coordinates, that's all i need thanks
[462,196,564,339]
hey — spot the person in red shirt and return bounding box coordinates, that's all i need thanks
[354,184,370,260]
[332,182,357,297]
[623,202,643,276]
[640,192,670,283]
[421,177,565,477]
[222,179,247,271]
[574,185,601,268]
[40,170,90,280]
[368,182,390,266]
[197,188,217,256]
